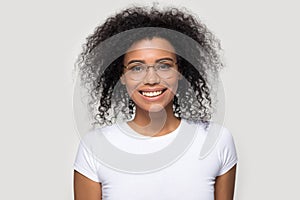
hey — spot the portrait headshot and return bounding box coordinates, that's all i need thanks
[1,0,299,200]
[73,4,237,200]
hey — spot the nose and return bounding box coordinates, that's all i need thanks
[143,67,160,85]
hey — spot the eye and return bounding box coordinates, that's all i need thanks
[129,64,144,72]
[157,63,172,70]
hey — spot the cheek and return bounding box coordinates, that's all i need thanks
[166,80,179,95]
[125,83,140,98]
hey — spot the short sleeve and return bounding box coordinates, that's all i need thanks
[74,140,101,182]
[216,128,238,176]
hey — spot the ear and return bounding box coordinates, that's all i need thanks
[120,75,126,85]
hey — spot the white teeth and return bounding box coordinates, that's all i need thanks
[142,90,163,97]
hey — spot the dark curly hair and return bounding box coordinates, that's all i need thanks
[76,5,224,127]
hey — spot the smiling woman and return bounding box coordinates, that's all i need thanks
[121,38,180,131]
[74,5,237,200]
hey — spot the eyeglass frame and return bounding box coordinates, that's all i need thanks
[123,59,179,80]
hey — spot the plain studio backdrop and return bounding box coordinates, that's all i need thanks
[0,0,299,199]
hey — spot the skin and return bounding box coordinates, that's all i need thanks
[214,164,237,200]
[74,37,236,200]
[74,171,102,200]
[121,38,181,137]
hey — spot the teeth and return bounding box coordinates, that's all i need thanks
[142,90,163,97]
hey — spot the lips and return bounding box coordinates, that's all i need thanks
[139,88,167,97]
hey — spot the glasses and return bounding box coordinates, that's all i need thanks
[124,59,178,81]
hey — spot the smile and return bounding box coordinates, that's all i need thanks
[139,89,167,97]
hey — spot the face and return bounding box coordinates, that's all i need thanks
[121,37,181,114]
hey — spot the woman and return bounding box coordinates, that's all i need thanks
[74,5,237,200]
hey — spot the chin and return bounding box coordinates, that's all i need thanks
[135,101,174,115]
[147,104,166,113]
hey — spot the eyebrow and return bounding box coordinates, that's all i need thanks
[126,57,175,65]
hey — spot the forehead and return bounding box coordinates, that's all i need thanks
[127,37,175,52]
[124,38,176,62]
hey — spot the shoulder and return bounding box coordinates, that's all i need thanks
[79,123,120,152]
[213,124,236,150]
[182,119,235,139]
[187,121,236,159]
[206,122,236,150]
[82,123,119,140]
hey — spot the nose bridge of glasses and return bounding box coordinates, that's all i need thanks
[143,64,161,83]
[145,63,159,71]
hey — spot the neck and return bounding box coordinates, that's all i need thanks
[128,103,181,137]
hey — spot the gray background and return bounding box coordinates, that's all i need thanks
[0,0,299,199]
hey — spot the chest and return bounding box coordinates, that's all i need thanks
[98,149,220,200]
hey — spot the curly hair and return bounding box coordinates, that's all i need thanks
[76,5,224,127]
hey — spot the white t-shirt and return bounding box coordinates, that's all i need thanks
[74,119,237,200]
